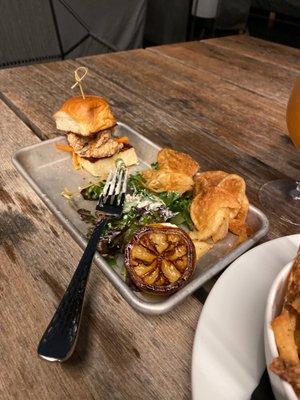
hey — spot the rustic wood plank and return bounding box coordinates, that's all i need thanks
[1,36,299,400]
[78,49,299,179]
[0,99,201,399]
[204,35,300,73]
[0,52,298,238]
[148,40,298,105]
[0,58,283,185]
[0,51,295,183]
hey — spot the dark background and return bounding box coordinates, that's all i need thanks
[0,0,299,69]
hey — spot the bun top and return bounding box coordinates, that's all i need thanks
[53,95,117,136]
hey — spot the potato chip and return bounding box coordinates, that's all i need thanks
[142,169,194,193]
[229,195,249,227]
[218,174,246,207]
[212,214,230,243]
[190,187,240,241]
[189,231,206,241]
[193,175,211,198]
[192,169,250,243]
[191,240,213,261]
[218,175,249,241]
[229,195,250,241]
[157,148,199,177]
[194,170,228,197]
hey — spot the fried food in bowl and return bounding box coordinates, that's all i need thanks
[265,247,300,400]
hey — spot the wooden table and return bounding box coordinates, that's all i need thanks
[0,35,299,399]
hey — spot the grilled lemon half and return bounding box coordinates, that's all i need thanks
[125,224,196,294]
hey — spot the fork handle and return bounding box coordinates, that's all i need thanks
[37,218,108,362]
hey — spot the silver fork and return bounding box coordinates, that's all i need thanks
[37,164,128,362]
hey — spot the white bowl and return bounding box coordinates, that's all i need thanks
[264,260,298,400]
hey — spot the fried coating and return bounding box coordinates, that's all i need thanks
[157,148,199,177]
[142,169,194,193]
[283,247,300,310]
[270,247,300,396]
[68,131,123,158]
[270,358,300,395]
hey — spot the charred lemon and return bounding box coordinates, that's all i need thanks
[125,224,196,294]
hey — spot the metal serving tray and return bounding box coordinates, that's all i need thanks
[12,122,269,315]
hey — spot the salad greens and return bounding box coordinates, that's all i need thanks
[127,173,194,230]
[78,170,194,256]
[81,181,105,200]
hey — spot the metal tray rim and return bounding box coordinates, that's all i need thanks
[12,123,269,315]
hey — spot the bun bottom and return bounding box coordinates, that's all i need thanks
[77,147,138,178]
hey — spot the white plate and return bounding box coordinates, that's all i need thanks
[192,234,300,400]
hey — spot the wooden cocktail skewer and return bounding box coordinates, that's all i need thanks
[71,67,88,99]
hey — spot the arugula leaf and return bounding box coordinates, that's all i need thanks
[128,172,145,192]
[81,181,105,200]
[79,170,195,259]
[105,256,118,268]
[159,191,193,230]
[127,172,194,229]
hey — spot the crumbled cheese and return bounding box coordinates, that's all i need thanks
[123,193,164,213]
[123,192,177,221]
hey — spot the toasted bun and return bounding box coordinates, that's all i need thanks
[53,96,116,136]
[77,147,138,178]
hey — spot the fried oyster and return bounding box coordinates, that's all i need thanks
[67,130,123,159]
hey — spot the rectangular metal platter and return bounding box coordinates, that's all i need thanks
[12,122,269,315]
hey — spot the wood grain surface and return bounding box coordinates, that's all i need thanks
[0,100,200,399]
[0,35,299,399]
[148,40,297,104]
[204,35,300,72]
[78,49,299,178]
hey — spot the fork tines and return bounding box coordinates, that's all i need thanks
[96,166,128,214]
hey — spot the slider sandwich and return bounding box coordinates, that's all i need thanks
[54,95,137,177]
